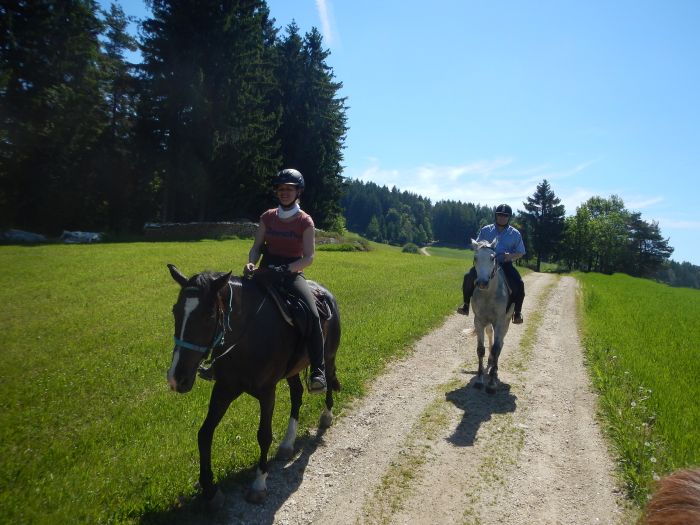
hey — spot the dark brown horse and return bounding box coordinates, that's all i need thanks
[166,264,341,506]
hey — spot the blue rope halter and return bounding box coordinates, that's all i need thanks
[172,283,233,354]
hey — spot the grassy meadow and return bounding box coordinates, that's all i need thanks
[0,240,471,524]
[3,239,697,522]
[576,272,700,504]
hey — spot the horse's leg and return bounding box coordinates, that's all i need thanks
[276,375,303,461]
[474,322,486,388]
[320,353,338,428]
[198,381,239,508]
[319,315,341,428]
[485,323,494,368]
[245,385,276,504]
[486,327,504,394]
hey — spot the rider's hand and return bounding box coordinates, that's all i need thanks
[269,264,289,273]
[503,253,511,262]
[243,262,255,277]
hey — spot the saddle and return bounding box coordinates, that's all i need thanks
[251,271,332,338]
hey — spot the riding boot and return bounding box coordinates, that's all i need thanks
[457,268,476,315]
[308,319,327,394]
[512,285,525,324]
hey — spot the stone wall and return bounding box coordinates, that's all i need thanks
[143,221,258,241]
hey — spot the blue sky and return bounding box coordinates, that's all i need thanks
[104,1,700,265]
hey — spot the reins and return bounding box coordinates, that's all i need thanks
[203,280,268,367]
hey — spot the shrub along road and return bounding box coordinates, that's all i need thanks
[214,273,628,524]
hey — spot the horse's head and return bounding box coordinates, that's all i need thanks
[471,238,498,289]
[166,264,231,393]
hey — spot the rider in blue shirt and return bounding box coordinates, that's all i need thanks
[457,204,526,324]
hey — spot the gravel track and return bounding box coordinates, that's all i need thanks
[209,273,627,525]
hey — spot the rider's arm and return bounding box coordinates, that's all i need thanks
[288,226,315,273]
[245,221,266,273]
[503,230,526,262]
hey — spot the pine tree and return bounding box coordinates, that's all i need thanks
[522,179,566,271]
[139,0,280,222]
[276,24,347,230]
[1,0,106,232]
[626,213,673,277]
[95,2,139,231]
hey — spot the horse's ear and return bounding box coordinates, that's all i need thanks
[167,264,189,287]
[212,271,232,292]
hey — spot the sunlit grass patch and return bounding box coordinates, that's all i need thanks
[0,239,468,523]
[576,272,700,505]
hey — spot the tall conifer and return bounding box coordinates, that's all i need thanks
[1,0,106,231]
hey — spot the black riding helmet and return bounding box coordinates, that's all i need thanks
[494,203,512,222]
[272,169,305,191]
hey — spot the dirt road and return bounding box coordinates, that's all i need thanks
[220,273,628,524]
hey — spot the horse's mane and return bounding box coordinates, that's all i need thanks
[189,271,234,295]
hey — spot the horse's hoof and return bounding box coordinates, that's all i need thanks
[276,445,294,461]
[319,411,333,429]
[206,488,225,510]
[244,487,267,505]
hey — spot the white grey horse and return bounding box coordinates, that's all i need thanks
[470,238,515,393]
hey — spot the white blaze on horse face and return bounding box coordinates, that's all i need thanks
[179,297,199,340]
[167,297,200,387]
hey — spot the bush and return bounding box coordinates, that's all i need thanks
[317,243,362,252]
[402,243,420,254]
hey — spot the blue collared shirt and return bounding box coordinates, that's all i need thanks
[476,224,526,263]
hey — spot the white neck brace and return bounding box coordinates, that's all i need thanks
[277,203,300,219]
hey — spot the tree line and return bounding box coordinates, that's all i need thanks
[341,178,700,289]
[2,2,699,289]
[1,0,347,233]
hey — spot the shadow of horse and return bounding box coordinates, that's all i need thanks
[138,428,329,525]
[445,370,517,447]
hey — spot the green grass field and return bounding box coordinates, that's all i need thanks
[3,241,695,521]
[0,240,470,524]
[576,272,700,504]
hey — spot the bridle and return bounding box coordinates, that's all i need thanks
[474,246,499,287]
[172,280,268,363]
[172,285,228,357]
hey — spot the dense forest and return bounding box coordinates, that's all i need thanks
[1,0,347,232]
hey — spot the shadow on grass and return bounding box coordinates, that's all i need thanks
[444,370,517,447]
[139,427,329,525]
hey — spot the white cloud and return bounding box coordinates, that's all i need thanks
[350,158,583,209]
[625,196,665,210]
[315,0,338,46]
[657,218,700,230]
[347,158,676,225]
